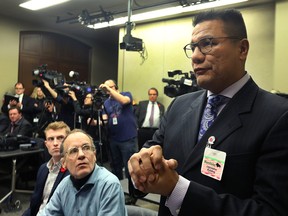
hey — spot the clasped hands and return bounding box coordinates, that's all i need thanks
[128,145,179,196]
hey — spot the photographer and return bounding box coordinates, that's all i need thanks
[30,87,58,138]
[42,79,75,129]
[34,99,58,139]
[99,79,137,180]
[69,90,109,163]
[69,91,97,137]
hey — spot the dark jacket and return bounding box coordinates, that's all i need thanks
[4,117,32,137]
[135,100,165,128]
[143,78,288,216]
[22,163,69,216]
[1,94,35,124]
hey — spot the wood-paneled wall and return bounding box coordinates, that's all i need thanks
[19,31,91,94]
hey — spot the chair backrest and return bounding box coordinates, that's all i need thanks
[126,205,158,216]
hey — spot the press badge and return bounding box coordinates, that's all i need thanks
[201,137,226,181]
[112,116,118,125]
[33,117,39,123]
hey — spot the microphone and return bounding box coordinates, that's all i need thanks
[69,71,79,78]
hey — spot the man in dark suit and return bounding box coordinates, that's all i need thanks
[0,113,9,134]
[22,121,70,216]
[1,82,35,124]
[135,87,165,149]
[3,106,32,137]
[128,9,288,216]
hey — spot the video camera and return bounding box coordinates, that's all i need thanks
[56,83,108,107]
[162,70,200,98]
[32,64,65,89]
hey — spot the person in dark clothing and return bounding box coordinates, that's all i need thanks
[42,79,75,129]
[1,82,35,124]
[22,121,70,216]
[31,87,58,138]
[69,91,109,164]
[3,106,32,137]
[0,113,9,134]
[135,87,165,149]
[128,9,288,216]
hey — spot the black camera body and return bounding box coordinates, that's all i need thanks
[32,64,65,89]
[120,22,143,52]
[162,70,200,98]
[120,34,143,51]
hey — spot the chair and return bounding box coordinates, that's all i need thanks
[126,205,158,216]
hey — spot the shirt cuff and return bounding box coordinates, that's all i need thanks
[165,175,190,216]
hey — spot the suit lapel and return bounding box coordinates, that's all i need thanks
[181,79,258,175]
[180,92,207,162]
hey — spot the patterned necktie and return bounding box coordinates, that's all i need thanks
[149,102,155,127]
[198,95,229,141]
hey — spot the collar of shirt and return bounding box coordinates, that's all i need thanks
[207,73,250,99]
[47,159,62,173]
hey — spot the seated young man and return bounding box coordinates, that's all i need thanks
[23,121,70,216]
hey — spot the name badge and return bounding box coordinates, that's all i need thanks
[201,147,226,181]
[112,116,118,125]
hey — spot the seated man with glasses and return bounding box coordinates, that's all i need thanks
[23,121,70,216]
[39,129,127,216]
[68,91,109,164]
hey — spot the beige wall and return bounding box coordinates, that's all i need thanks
[274,0,288,93]
[118,2,285,108]
[118,18,193,106]
[0,17,21,95]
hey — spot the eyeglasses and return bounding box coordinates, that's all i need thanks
[183,36,240,58]
[46,135,65,142]
[15,88,24,90]
[149,94,157,96]
[66,144,95,159]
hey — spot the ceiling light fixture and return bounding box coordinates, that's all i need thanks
[19,0,70,11]
[88,0,248,29]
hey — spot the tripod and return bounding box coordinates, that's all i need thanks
[86,99,107,166]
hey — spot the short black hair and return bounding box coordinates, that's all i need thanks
[193,9,247,39]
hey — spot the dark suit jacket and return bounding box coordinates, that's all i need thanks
[0,114,9,134]
[144,78,288,216]
[135,100,165,128]
[1,94,35,124]
[22,163,69,216]
[4,117,32,137]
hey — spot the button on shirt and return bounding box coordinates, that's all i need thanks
[142,101,160,128]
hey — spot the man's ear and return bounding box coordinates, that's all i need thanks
[239,39,249,60]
